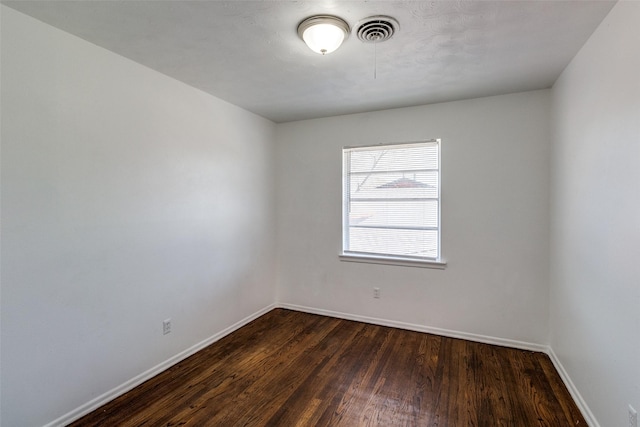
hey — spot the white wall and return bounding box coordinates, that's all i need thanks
[5,1,636,425]
[0,6,276,426]
[276,90,551,345]
[550,2,640,426]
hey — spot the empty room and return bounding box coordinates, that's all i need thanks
[1,1,638,426]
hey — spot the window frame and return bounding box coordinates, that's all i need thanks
[340,140,446,269]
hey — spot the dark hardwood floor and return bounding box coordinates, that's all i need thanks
[70,309,585,426]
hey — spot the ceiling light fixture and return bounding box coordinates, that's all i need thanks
[297,15,350,55]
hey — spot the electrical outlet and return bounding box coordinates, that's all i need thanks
[163,318,172,335]
[630,405,637,427]
[373,287,380,299]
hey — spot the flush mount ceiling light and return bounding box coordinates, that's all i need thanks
[297,15,350,55]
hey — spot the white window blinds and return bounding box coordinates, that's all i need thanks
[342,140,441,261]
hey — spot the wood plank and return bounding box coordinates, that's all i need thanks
[69,309,587,426]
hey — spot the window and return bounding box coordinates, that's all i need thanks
[341,140,445,268]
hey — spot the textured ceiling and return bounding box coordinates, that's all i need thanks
[2,1,616,123]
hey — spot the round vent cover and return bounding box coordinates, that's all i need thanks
[355,16,399,43]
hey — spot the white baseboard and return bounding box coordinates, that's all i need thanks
[547,347,600,427]
[44,303,276,427]
[277,302,548,353]
[44,302,599,427]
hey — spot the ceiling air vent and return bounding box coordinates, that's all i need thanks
[355,16,399,43]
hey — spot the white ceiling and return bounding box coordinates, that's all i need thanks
[3,0,616,123]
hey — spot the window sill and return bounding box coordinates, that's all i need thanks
[339,253,447,269]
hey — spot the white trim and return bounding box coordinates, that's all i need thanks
[43,302,599,427]
[547,347,600,427]
[277,302,546,352]
[343,139,439,151]
[43,303,277,427]
[339,252,447,269]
